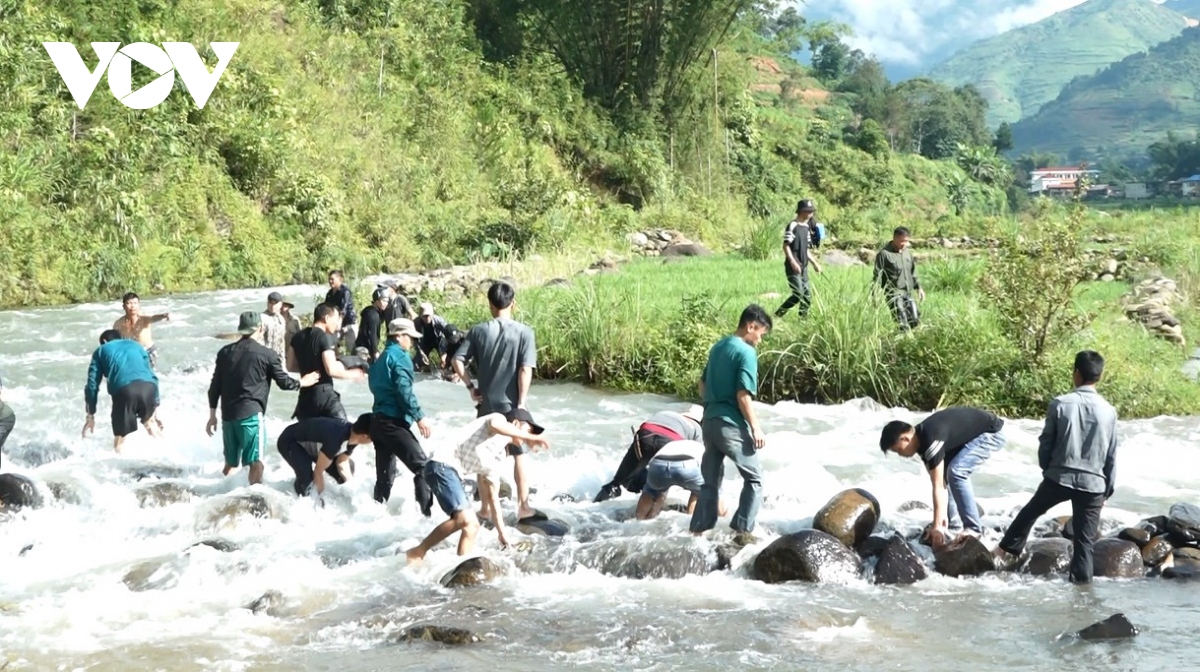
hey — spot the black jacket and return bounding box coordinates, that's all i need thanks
[355,305,385,361]
[208,337,301,420]
[325,285,356,326]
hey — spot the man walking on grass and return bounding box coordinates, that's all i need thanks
[873,226,925,330]
[690,305,773,541]
[774,199,823,318]
[993,351,1118,583]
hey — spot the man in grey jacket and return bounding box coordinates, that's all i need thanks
[872,227,925,330]
[993,350,1118,583]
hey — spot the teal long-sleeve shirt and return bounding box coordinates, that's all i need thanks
[368,340,423,425]
[85,340,159,415]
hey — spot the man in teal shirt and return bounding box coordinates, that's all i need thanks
[368,318,433,516]
[690,305,773,538]
[83,329,161,453]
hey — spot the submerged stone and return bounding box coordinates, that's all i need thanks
[1019,538,1073,576]
[874,535,928,585]
[0,474,43,513]
[812,488,881,550]
[247,590,284,615]
[752,529,860,584]
[933,536,993,578]
[136,482,194,508]
[1076,613,1139,641]
[397,625,479,645]
[441,557,503,587]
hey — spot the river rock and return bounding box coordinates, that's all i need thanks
[1077,614,1139,641]
[812,488,881,550]
[1137,515,1169,537]
[5,442,72,468]
[874,535,928,585]
[122,556,185,592]
[202,492,281,530]
[933,536,993,578]
[897,500,930,513]
[136,482,194,508]
[1117,528,1151,547]
[1142,536,1173,566]
[1167,503,1200,544]
[857,534,892,559]
[1173,546,1200,562]
[752,529,861,584]
[441,557,503,587]
[45,481,83,505]
[591,541,715,579]
[247,590,284,615]
[189,538,240,553]
[397,625,479,645]
[0,474,43,513]
[660,243,711,257]
[129,464,188,481]
[1019,538,1073,576]
[1092,539,1144,578]
[515,513,569,537]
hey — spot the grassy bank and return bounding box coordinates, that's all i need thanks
[439,253,1199,419]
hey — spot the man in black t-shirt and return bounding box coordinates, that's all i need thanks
[355,288,389,363]
[774,199,824,318]
[278,413,373,499]
[287,304,365,421]
[879,407,1006,548]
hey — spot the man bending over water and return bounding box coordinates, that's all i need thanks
[114,292,169,369]
[83,329,161,453]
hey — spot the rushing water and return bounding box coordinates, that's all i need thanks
[1,285,1199,672]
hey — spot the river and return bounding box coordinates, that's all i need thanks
[1,285,1198,671]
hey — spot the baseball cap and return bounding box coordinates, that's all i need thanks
[420,302,434,315]
[387,318,422,338]
[372,287,387,302]
[237,311,261,335]
[505,408,545,435]
[267,291,283,303]
[797,198,816,213]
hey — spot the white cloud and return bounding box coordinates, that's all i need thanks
[796,0,1089,66]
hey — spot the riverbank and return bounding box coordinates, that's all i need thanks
[436,253,1199,420]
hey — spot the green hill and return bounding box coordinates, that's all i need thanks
[1166,0,1200,19]
[1010,26,1200,158]
[926,0,1187,127]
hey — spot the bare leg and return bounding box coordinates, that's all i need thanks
[686,493,700,515]
[635,492,656,520]
[249,460,264,485]
[145,415,162,437]
[222,465,235,477]
[335,454,352,483]
[514,454,535,519]
[113,435,126,454]
[406,519,459,563]
[477,478,495,524]
[456,512,480,556]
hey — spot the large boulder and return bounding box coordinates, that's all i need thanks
[812,488,881,550]
[515,513,570,537]
[441,557,503,587]
[1174,546,1200,562]
[752,530,861,584]
[874,535,928,585]
[577,539,715,579]
[0,474,43,513]
[1137,515,1170,537]
[934,536,994,578]
[1019,538,1074,576]
[1142,536,1173,566]
[1168,503,1200,545]
[1117,528,1151,547]
[1092,539,1144,578]
[1077,614,1139,641]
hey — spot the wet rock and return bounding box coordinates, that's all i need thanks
[247,590,284,615]
[660,243,711,257]
[1118,528,1151,547]
[397,625,479,645]
[1036,515,1072,539]
[813,488,880,551]
[0,474,43,513]
[1142,536,1173,566]
[189,538,240,553]
[6,442,72,468]
[874,535,928,585]
[933,536,993,578]
[1167,503,1200,544]
[515,514,570,537]
[1173,546,1200,562]
[136,482,194,508]
[897,500,930,513]
[45,481,82,505]
[202,492,281,530]
[1163,562,1200,580]
[1092,539,1144,578]
[586,540,715,580]
[857,534,892,560]
[751,529,861,584]
[441,557,503,587]
[715,543,741,571]
[1077,613,1139,641]
[130,465,188,481]
[1019,538,1073,576]
[122,556,184,592]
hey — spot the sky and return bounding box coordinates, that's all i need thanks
[795,0,1091,78]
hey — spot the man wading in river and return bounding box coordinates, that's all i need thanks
[873,227,925,330]
[277,413,374,503]
[114,292,170,369]
[993,351,1118,583]
[594,405,704,503]
[325,270,356,354]
[207,312,319,485]
[690,305,773,541]
[369,318,434,515]
[287,304,364,421]
[774,199,823,319]
[83,329,162,453]
[254,292,288,363]
[880,407,1006,548]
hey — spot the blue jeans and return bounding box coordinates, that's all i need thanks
[643,458,705,498]
[424,461,469,516]
[689,418,763,534]
[945,431,1006,533]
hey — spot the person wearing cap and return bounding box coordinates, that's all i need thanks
[774,199,824,319]
[0,366,15,469]
[324,270,356,354]
[281,298,302,345]
[113,292,170,369]
[368,317,434,515]
[287,304,365,421]
[355,288,390,364]
[378,281,415,323]
[405,408,549,563]
[277,413,374,502]
[255,292,289,363]
[83,329,161,453]
[414,302,450,373]
[452,281,539,520]
[207,312,321,485]
[872,226,925,330]
[635,439,729,521]
[593,406,705,503]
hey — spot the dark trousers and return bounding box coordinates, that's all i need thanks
[293,384,346,422]
[775,273,811,317]
[278,441,348,496]
[999,478,1105,583]
[596,429,672,498]
[887,291,920,330]
[370,414,433,516]
[0,405,14,468]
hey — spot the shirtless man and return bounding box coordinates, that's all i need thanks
[114,292,170,369]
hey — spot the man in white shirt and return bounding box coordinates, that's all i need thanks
[405,408,549,562]
[635,439,727,520]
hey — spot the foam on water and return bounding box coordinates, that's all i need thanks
[0,286,1198,670]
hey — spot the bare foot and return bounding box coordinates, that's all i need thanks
[517,505,538,520]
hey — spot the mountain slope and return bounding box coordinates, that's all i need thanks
[926,0,1188,127]
[1165,0,1200,20]
[1010,26,1200,157]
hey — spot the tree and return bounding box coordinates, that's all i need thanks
[838,55,889,122]
[993,122,1013,153]
[1147,131,1200,180]
[956,143,1011,187]
[855,118,889,158]
[811,37,851,82]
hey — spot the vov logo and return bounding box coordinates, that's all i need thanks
[42,42,240,110]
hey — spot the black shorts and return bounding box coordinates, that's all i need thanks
[476,403,527,456]
[111,380,158,437]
